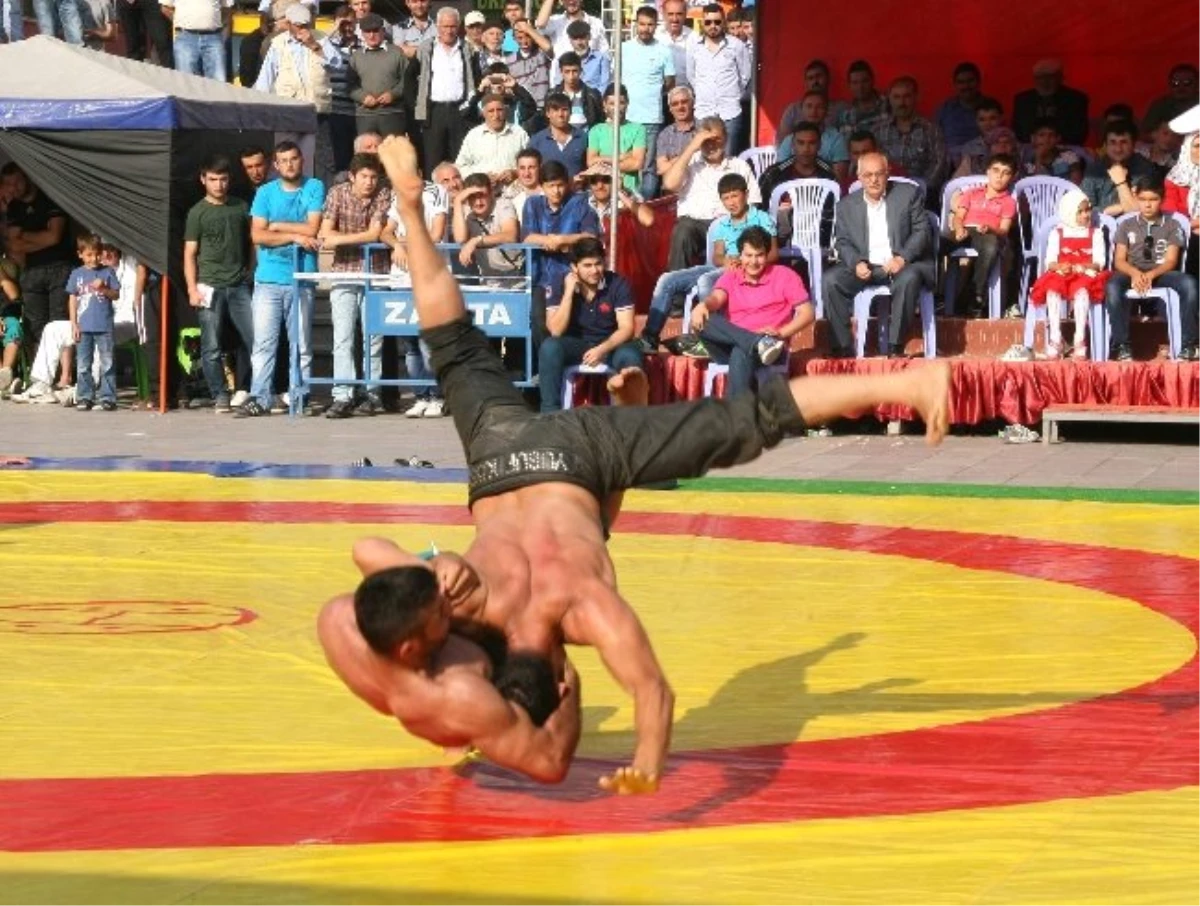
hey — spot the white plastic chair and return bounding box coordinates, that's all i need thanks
[1112,211,1191,360]
[853,212,939,359]
[1013,176,1077,311]
[681,295,789,398]
[738,145,778,180]
[768,177,841,319]
[1022,214,1113,360]
[939,175,1004,318]
[561,362,614,410]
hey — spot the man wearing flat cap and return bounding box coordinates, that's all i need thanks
[1013,59,1090,145]
[349,11,413,138]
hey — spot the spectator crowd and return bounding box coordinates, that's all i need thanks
[1,1,1197,421]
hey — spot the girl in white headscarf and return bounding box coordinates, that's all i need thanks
[1164,132,1200,225]
[1028,188,1109,359]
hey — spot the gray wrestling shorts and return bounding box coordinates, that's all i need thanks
[422,317,807,507]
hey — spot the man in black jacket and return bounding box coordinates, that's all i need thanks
[1012,59,1089,146]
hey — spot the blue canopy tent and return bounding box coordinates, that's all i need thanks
[0,36,316,408]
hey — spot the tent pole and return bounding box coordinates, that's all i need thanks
[607,8,622,271]
[158,276,169,414]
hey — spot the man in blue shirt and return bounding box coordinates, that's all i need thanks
[538,236,644,412]
[528,92,589,179]
[559,19,610,94]
[521,160,602,349]
[239,141,325,418]
[639,172,776,350]
[620,5,675,198]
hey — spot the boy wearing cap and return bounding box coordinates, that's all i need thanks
[349,12,412,138]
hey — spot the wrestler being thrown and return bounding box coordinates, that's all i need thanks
[318,135,950,795]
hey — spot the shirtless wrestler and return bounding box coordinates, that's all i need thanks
[321,134,950,795]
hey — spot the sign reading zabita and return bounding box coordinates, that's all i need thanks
[364,292,531,338]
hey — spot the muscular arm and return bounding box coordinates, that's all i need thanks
[408,665,581,783]
[10,215,66,255]
[569,580,674,792]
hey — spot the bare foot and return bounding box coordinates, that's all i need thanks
[910,361,951,445]
[377,135,425,213]
[607,367,649,407]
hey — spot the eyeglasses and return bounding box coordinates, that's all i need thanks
[1171,77,1195,88]
[703,18,723,25]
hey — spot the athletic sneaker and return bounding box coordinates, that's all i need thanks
[234,399,270,418]
[325,399,355,419]
[635,335,659,355]
[423,398,445,418]
[55,385,76,406]
[999,344,1034,362]
[405,398,430,418]
[75,399,93,411]
[354,395,383,417]
[756,335,786,366]
[11,380,53,404]
[271,394,288,414]
[229,390,249,409]
[99,400,118,412]
[213,395,232,413]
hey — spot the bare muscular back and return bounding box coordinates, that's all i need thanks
[464,482,618,661]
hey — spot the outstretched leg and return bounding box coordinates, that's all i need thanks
[377,136,467,330]
[786,362,951,446]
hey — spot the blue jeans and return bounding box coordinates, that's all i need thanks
[699,312,767,397]
[404,338,442,402]
[174,30,226,81]
[1105,271,1200,350]
[32,0,82,42]
[330,284,382,402]
[197,284,254,400]
[643,264,720,339]
[2,0,25,41]
[76,330,115,403]
[250,282,312,407]
[538,335,644,413]
[723,111,747,157]
[639,122,662,199]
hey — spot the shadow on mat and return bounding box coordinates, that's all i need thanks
[0,871,650,906]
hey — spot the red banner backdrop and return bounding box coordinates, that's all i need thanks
[754,0,1200,146]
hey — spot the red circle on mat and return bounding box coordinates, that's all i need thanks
[0,600,257,635]
[0,499,1194,853]
[0,602,255,638]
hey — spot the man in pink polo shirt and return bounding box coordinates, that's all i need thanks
[947,152,1018,316]
[689,225,814,396]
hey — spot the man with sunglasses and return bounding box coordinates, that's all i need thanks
[1142,65,1200,137]
[686,3,751,156]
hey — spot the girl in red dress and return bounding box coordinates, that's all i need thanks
[1028,189,1109,359]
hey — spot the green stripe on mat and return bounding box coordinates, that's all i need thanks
[678,477,1199,506]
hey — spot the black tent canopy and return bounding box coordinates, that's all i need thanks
[0,36,315,283]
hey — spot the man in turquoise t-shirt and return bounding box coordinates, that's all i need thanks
[620,5,675,198]
[238,141,325,418]
[638,171,777,351]
[586,84,647,195]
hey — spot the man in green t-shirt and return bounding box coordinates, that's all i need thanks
[182,155,255,412]
[586,84,647,194]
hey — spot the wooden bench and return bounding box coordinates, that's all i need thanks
[1041,404,1200,444]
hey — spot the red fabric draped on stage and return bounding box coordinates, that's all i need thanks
[570,357,1200,426]
[754,0,1200,146]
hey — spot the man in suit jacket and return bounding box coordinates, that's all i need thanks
[822,153,936,358]
[414,7,480,170]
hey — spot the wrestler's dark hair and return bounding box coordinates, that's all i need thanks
[540,160,570,185]
[494,652,560,726]
[571,236,606,263]
[737,225,773,254]
[353,566,440,655]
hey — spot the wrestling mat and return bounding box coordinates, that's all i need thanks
[0,461,1196,904]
